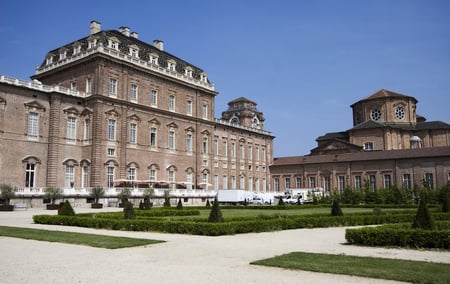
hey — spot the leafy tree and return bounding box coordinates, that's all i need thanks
[331,199,343,216]
[176,198,183,210]
[439,184,450,213]
[412,194,436,230]
[89,187,105,204]
[123,201,135,219]
[163,190,171,207]
[59,200,75,216]
[208,197,223,223]
[118,188,132,205]
[0,184,15,205]
[43,187,62,205]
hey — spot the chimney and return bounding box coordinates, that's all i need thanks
[131,32,139,39]
[90,20,101,35]
[119,26,130,36]
[153,40,164,51]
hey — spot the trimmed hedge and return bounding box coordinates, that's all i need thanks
[33,211,450,236]
[345,221,450,249]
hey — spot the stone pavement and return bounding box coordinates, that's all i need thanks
[0,208,448,284]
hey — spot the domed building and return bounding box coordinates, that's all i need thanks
[271,89,450,193]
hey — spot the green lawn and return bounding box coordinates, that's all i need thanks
[194,207,410,218]
[251,252,450,284]
[0,226,164,249]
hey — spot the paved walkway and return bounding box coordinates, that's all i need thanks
[0,207,449,284]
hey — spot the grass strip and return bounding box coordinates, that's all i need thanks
[251,251,450,284]
[0,226,164,249]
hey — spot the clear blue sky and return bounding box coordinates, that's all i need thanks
[1,0,449,157]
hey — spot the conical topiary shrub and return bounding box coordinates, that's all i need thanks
[163,190,171,207]
[176,198,183,210]
[205,199,211,207]
[123,201,135,219]
[331,199,343,216]
[59,200,75,216]
[412,197,436,230]
[278,197,285,206]
[208,197,223,223]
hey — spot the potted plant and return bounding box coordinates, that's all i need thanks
[117,187,131,208]
[141,188,154,209]
[43,187,63,210]
[89,187,105,208]
[0,184,15,211]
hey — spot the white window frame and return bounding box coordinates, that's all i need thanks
[150,127,157,148]
[65,165,75,188]
[169,95,175,111]
[186,100,192,115]
[28,112,39,140]
[108,119,116,141]
[67,116,76,142]
[129,123,137,145]
[186,133,193,153]
[383,174,392,188]
[107,166,115,189]
[109,78,117,97]
[168,130,175,151]
[84,118,90,141]
[82,166,89,188]
[202,104,208,119]
[25,163,36,188]
[130,84,138,102]
[151,89,158,106]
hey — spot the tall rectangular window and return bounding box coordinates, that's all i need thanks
[84,119,90,141]
[109,78,117,97]
[323,176,330,193]
[213,140,218,156]
[239,144,244,159]
[240,176,245,189]
[107,167,114,189]
[255,147,260,161]
[285,177,290,189]
[202,137,208,154]
[403,174,411,189]
[262,148,266,162]
[309,176,316,188]
[186,134,193,153]
[28,112,39,139]
[369,175,376,191]
[296,177,302,188]
[383,174,392,188]
[65,165,74,187]
[354,175,362,189]
[186,172,193,190]
[129,123,137,144]
[214,175,219,190]
[186,100,192,115]
[168,130,175,150]
[169,95,175,111]
[67,117,76,141]
[202,104,208,119]
[108,119,116,141]
[150,127,157,148]
[248,146,252,161]
[168,170,175,190]
[149,169,157,182]
[222,175,228,189]
[424,173,434,189]
[274,177,280,192]
[338,176,345,192]
[151,90,158,106]
[86,78,92,94]
[128,167,136,181]
[25,163,35,188]
[222,141,227,157]
[130,84,138,102]
[231,142,236,158]
[231,176,236,189]
[82,166,89,188]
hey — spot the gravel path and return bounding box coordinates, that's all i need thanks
[0,208,448,284]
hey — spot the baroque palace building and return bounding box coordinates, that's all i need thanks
[270,89,450,193]
[0,21,274,203]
